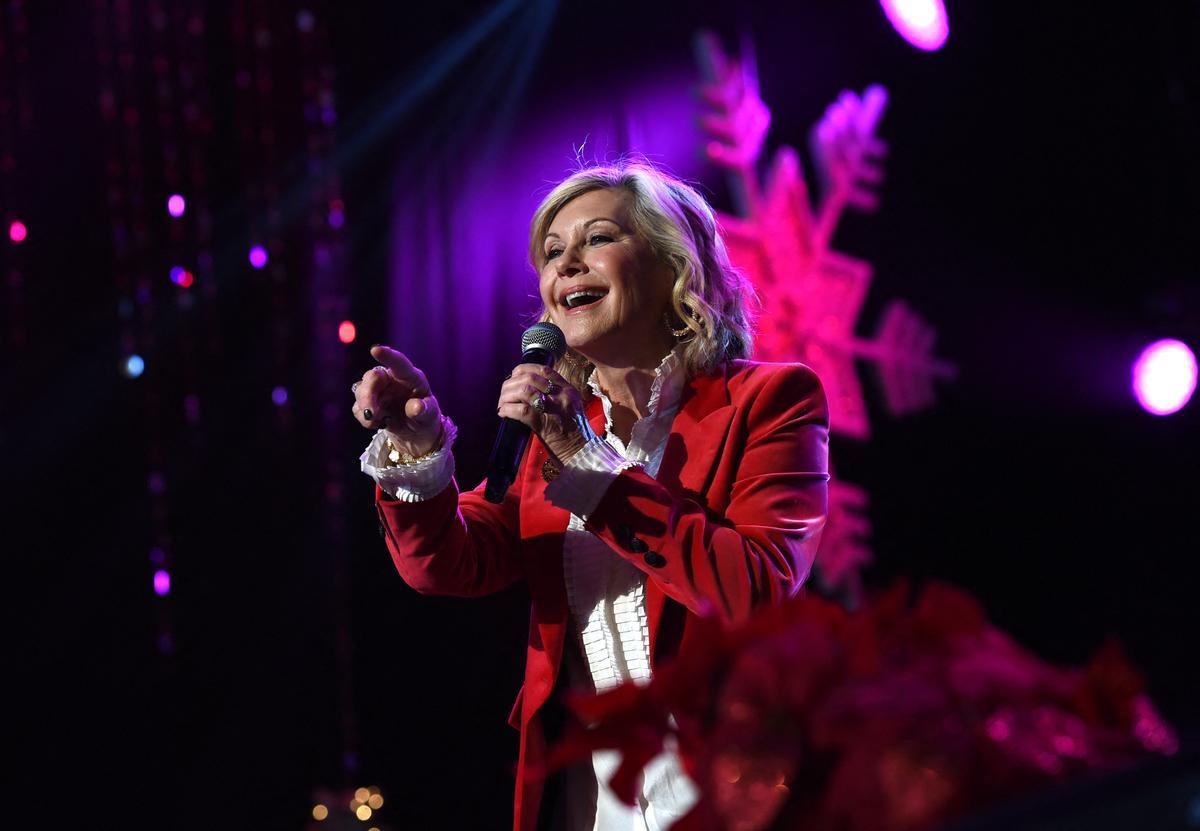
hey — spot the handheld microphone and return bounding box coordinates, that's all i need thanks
[483,322,567,503]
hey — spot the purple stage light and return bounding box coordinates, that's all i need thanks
[271,385,289,406]
[1133,339,1196,416]
[880,0,948,51]
[9,219,27,243]
[328,199,345,229]
[153,569,171,596]
[167,193,186,217]
[249,244,269,269]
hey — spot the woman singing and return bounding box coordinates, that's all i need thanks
[352,162,829,831]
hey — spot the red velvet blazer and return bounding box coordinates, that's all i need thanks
[375,359,829,831]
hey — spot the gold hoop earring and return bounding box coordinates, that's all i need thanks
[663,309,702,339]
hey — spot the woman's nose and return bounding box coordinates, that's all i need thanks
[554,244,587,277]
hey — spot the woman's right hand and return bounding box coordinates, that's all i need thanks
[352,346,444,458]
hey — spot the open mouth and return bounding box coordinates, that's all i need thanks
[562,288,609,311]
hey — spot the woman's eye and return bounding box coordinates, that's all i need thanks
[588,234,612,245]
[545,248,563,260]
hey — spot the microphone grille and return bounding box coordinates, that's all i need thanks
[521,322,567,359]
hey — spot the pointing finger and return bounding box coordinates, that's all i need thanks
[370,345,427,391]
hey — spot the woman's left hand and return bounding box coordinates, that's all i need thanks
[498,364,591,464]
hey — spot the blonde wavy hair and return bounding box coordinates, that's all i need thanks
[529,161,757,392]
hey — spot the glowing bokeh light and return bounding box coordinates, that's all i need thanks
[9,219,27,243]
[328,199,345,229]
[879,0,948,51]
[169,266,194,288]
[355,805,373,821]
[271,386,289,406]
[1132,339,1197,416]
[248,245,269,269]
[338,320,357,344]
[153,569,171,596]
[124,355,145,378]
[312,804,329,821]
[167,194,186,217]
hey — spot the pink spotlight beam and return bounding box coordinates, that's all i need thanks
[1132,339,1197,416]
[9,220,27,243]
[880,0,949,52]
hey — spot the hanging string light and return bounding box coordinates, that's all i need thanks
[92,0,219,656]
[1,0,33,352]
[93,0,182,654]
[295,1,360,788]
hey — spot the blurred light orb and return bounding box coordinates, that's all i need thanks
[167,193,186,217]
[271,385,289,406]
[1133,339,1196,415]
[153,569,170,596]
[249,245,269,269]
[124,354,146,378]
[338,320,357,344]
[311,804,329,821]
[9,219,27,242]
[328,199,345,229]
[880,0,948,51]
[169,266,194,288]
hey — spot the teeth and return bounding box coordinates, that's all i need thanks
[565,290,605,308]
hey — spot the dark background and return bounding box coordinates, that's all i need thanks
[5,1,1198,828]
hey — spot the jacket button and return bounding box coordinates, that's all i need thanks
[378,523,386,539]
[643,552,667,568]
[629,537,648,553]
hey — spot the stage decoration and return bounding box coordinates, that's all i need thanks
[546,581,1179,831]
[1,0,32,352]
[1132,338,1196,416]
[286,0,364,802]
[694,33,957,604]
[93,0,173,655]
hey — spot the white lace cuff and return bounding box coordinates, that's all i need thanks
[359,419,457,502]
[543,434,640,520]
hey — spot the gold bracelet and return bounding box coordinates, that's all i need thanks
[384,416,454,466]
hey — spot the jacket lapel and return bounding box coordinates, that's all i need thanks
[646,367,738,660]
[522,372,739,687]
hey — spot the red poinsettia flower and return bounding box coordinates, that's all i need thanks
[545,581,1178,831]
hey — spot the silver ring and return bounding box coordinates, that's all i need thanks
[351,381,360,393]
[545,381,561,396]
[530,392,547,413]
